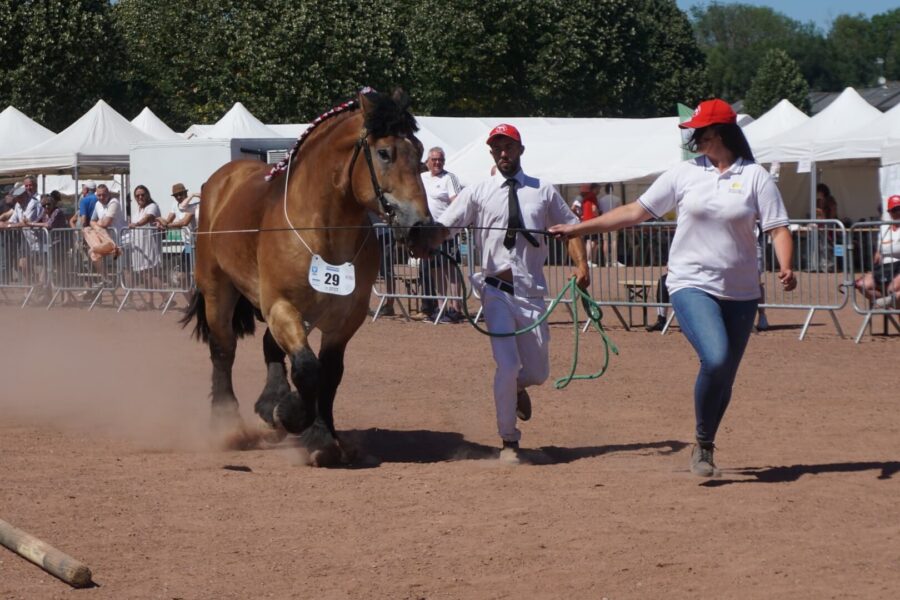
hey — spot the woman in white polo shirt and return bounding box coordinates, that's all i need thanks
[550,99,796,478]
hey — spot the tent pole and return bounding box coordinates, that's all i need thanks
[809,161,817,219]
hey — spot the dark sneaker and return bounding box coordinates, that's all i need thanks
[755,314,769,331]
[645,317,666,332]
[690,444,720,478]
[516,389,532,421]
[381,304,396,317]
[499,440,521,464]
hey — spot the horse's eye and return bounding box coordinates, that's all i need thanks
[377,148,391,162]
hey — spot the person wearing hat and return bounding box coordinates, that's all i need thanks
[854,194,900,309]
[427,123,589,463]
[70,180,98,228]
[551,99,797,478]
[160,183,201,285]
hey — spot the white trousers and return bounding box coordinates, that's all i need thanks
[483,285,550,442]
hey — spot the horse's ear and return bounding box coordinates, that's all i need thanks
[358,89,379,119]
[391,87,411,112]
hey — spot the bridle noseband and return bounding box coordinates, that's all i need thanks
[349,128,394,224]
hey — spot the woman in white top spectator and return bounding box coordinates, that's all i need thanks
[855,195,900,309]
[550,99,797,478]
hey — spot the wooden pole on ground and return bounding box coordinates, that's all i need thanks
[0,518,93,588]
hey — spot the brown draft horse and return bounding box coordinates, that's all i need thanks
[182,89,431,465]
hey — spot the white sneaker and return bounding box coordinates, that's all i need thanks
[874,295,897,309]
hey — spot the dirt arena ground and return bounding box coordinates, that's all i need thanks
[1,301,898,599]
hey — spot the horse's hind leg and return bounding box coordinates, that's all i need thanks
[205,284,251,448]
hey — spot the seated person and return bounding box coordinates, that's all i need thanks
[854,195,900,309]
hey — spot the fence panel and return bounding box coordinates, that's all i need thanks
[846,221,900,342]
[47,227,121,310]
[117,226,193,313]
[0,227,50,307]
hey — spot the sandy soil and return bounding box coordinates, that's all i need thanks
[0,302,898,599]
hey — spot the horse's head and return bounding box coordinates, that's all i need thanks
[351,88,432,257]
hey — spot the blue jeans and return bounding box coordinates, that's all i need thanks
[670,288,758,445]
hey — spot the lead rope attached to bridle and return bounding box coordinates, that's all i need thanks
[438,248,619,389]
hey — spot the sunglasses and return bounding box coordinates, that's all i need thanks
[174,192,187,197]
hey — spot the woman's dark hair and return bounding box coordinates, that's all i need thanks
[134,184,155,205]
[688,123,755,162]
[816,183,831,197]
[49,190,61,204]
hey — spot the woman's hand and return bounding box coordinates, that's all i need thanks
[779,267,797,291]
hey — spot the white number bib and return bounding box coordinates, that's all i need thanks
[308,255,356,296]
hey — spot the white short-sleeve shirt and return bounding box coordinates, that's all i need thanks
[421,170,462,221]
[879,225,900,264]
[438,169,579,299]
[92,198,128,232]
[638,156,789,300]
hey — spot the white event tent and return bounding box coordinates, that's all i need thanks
[131,107,181,140]
[0,99,155,179]
[0,106,55,155]
[743,99,809,151]
[446,117,682,189]
[130,102,292,215]
[752,89,884,221]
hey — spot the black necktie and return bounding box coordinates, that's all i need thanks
[503,179,539,249]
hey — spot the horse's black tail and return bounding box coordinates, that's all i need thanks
[180,290,257,344]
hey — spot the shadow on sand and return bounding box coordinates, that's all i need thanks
[340,428,688,468]
[701,461,900,487]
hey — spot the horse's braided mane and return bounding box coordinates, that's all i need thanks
[265,87,417,181]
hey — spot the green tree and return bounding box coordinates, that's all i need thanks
[114,0,412,129]
[826,15,878,88]
[0,0,119,131]
[743,48,810,117]
[629,0,709,116]
[690,2,820,101]
[867,9,900,81]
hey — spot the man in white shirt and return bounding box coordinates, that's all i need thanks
[83,184,125,284]
[428,124,589,462]
[419,147,463,321]
[161,182,201,287]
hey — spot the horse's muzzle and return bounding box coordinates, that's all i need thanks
[406,217,436,258]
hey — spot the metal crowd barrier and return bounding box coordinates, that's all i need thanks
[371,219,854,339]
[0,226,50,307]
[46,227,121,310]
[846,221,900,343]
[371,225,474,324]
[118,226,194,314]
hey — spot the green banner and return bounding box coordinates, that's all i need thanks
[678,103,699,160]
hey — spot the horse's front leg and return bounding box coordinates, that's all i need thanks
[252,327,292,444]
[265,300,316,433]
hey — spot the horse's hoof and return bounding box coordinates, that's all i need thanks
[255,417,287,446]
[210,404,259,451]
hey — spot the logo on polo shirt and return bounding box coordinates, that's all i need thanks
[728,181,743,193]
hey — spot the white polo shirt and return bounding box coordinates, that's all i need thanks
[421,170,461,221]
[438,169,579,299]
[92,198,128,232]
[879,225,900,264]
[638,156,789,300]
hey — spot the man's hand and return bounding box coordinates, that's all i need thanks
[779,267,796,292]
[573,262,590,290]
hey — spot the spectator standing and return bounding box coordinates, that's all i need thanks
[430,123,589,462]
[597,183,622,266]
[550,99,796,478]
[70,181,98,229]
[419,147,463,322]
[161,183,200,287]
[577,183,601,267]
[83,184,125,284]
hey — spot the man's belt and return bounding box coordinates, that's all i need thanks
[485,276,514,295]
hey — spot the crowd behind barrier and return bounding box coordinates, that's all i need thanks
[847,221,900,343]
[2,220,898,341]
[0,226,193,312]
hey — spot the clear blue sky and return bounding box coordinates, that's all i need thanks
[676,0,897,32]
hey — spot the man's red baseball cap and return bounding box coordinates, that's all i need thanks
[678,99,737,129]
[486,123,522,144]
[887,195,900,212]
